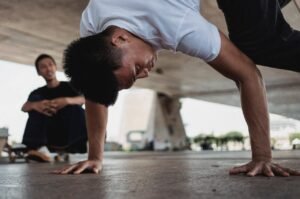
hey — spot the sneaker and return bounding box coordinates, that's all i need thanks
[54,153,70,162]
[26,150,51,163]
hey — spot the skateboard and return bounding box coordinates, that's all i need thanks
[4,143,29,163]
[4,144,71,163]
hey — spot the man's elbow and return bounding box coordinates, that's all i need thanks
[21,102,32,112]
[21,105,28,112]
[240,67,263,85]
[78,96,85,105]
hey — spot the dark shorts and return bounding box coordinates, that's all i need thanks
[217,0,300,72]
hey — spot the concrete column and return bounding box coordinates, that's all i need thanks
[117,90,188,151]
[148,93,188,151]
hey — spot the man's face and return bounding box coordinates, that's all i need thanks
[37,58,57,81]
[113,34,157,90]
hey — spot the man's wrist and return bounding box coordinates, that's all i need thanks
[31,102,38,111]
[252,153,272,162]
[88,155,103,161]
[64,97,71,105]
[88,150,103,161]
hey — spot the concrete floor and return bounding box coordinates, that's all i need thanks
[0,150,300,199]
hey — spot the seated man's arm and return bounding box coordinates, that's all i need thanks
[21,100,55,116]
[50,96,85,111]
[53,99,107,174]
[208,31,300,177]
[66,96,85,105]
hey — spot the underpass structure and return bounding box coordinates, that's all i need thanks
[1,0,300,149]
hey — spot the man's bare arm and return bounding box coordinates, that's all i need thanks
[208,31,300,177]
[50,96,85,111]
[53,99,108,174]
[65,96,85,106]
[21,100,55,116]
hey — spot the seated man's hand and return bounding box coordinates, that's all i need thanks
[50,97,69,111]
[52,160,102,175]
[33,100,56,116]
[229,160,300,177]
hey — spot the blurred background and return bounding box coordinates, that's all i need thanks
[1,60,300,155]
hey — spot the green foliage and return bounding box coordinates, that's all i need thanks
[289,133,300,143]
[193,134,216,144]
[223,131,244,143]
[193,131,245,150]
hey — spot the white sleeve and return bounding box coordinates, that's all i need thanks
[80,7,96,38]
[176,12,221,62]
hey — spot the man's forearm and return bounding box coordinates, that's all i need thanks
[22,101,37,112]
[66,96,85,106]
[85,100,108,161]
[238,76,272,161]
[88,131,105,161]
[209,31,272,162]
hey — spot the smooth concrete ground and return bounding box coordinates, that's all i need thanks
[0,150,300,199]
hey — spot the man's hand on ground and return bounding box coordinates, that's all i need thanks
[229,160,300,177]
[52,160,102,175]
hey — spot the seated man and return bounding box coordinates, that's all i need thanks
[21,54,88,162]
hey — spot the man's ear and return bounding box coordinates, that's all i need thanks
[111,31,130,47]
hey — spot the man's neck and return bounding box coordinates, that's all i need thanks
[46,78,60,88]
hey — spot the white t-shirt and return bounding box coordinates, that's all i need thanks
[80,0,221,62]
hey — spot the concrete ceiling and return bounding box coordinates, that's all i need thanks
[1,0,300,120]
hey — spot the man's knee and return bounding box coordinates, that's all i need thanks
[56,105,86,125]
[58,105,85,116]
[26,111,49,126]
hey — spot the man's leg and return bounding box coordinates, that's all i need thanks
[22,111,51,162]
[52,105,88,154]
[22,111,48,149]
[217,0,300,72]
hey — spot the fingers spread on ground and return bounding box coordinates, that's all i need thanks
[229,165,249,175]
[247,165,261,177]
[282,167,300,176]
[61,165,77,174]
[52,166,71,174]
[271,165,289,177]
[93,168,99,174]
[73,164,88,174]
[51,169,62,174]
[263,164,274,177]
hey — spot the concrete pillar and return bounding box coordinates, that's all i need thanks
[117,89,188,151]
[0,128,9,157]
[147,93,188,151]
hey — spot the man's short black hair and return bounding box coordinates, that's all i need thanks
[35,54,56,72]
[63,28,122,106]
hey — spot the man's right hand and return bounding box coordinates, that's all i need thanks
[52,100,107,175]
[32,100,56,116]
[52,160,102,175]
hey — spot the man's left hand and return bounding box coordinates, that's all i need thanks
[50,97,69,111]
[229,160,300,177]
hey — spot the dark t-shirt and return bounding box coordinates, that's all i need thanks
[28,81,81,101]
